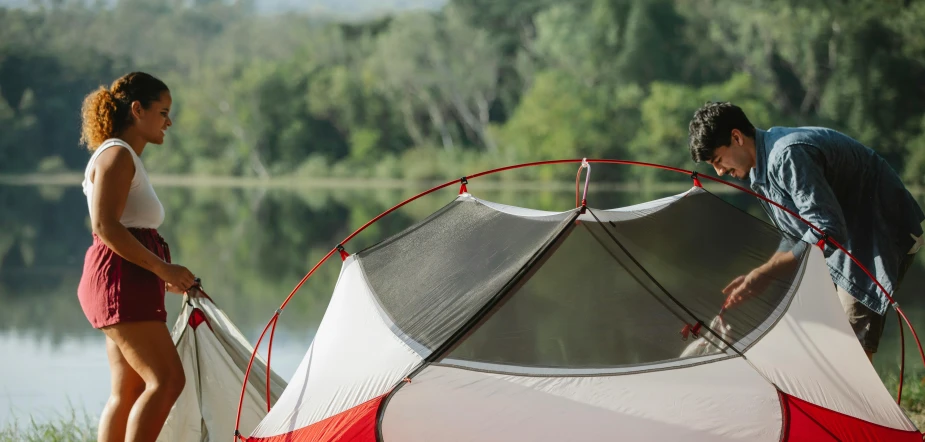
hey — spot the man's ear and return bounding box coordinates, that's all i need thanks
[730,128,743,147]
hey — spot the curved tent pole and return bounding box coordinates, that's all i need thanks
[232,177,464,441]
[693,171,920,402]
[233,159,923,440]
[693,171,920,406]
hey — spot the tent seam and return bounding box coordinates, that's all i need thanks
[355,258,431,358]
[586,207,746,358]
[374,211,580,442]
[737,248,812,354]
[431,354,740,378]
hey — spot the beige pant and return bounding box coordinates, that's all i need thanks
[835,250,917,354]
[837,286,888,353]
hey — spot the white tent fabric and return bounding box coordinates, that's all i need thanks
[250,257,424,439]
[468,188,697,219]
[743,246,917,431]
[243,189,921,441]
[382,359,782,442]
[158,292,287,442]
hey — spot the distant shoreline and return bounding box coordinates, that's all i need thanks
[5,172,922,195]
[0,173,719,192]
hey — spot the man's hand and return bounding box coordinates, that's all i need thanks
[722,250,801,309]
[723,269,773,308]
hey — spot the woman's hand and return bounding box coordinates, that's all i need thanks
[157,263,196,293]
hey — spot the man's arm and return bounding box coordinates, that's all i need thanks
[724,145,845,308]
[772,144,849,258]
[724,248,802,308]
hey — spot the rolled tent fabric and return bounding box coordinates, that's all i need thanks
[158,292,287,442]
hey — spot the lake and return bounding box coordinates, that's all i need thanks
[1,178,923,426]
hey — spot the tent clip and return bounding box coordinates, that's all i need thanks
[337,244,350,261]
[815,233,829,250]
[680,321,704,341]
[459,177,469,195]
[680,324,692,341]
[691,321,703,338]
[580,159,591,207]
[691,171,702,188]
[575,159,591,213]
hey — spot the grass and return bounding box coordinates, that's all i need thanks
[0,408,95,442]
[884,372,925,429]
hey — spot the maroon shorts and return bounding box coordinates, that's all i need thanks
[77,228,171,329]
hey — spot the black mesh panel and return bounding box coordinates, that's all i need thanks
[446,190,807,370]
[357,197,576,353]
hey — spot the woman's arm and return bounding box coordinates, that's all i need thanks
[89,147,195,290]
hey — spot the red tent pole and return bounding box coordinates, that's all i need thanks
[233,159,922,439]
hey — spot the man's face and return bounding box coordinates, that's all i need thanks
[707,130,754,180]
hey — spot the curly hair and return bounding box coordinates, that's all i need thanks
[79,72,169,150]
[688,101,756,163]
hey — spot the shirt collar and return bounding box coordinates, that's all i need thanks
[749,128,769,188]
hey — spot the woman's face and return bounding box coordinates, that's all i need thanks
[131,90,172,145]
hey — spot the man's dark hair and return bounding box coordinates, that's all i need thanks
[688,101,756,163]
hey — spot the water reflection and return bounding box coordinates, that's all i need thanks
[1,180,922,423]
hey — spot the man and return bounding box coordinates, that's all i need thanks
[687,101,924,361]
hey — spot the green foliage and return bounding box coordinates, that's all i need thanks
[625,73,782,185]
[882,370,925,429]
[493,71,625,181]
[1,0,925,183]
[679,0,925,168]
[0,408,95,442]
[3,1,925,427]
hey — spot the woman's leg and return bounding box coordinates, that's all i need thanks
[98,335,146,442]
[101,321,185,442]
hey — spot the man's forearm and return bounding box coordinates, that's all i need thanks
[757,250,800,278]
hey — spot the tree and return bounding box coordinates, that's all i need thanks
[680,0,925,167]
[369,7,502,151]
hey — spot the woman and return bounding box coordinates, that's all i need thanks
[77,71,197,442]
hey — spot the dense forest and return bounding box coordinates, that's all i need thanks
[2,3,925,409]
[2,0,925,185]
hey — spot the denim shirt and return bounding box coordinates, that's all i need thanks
[749,127,924,315]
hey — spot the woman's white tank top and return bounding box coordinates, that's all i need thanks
[82,138,165,229]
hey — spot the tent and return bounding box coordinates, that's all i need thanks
[158,290,287,441]
[244,185,922,441]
